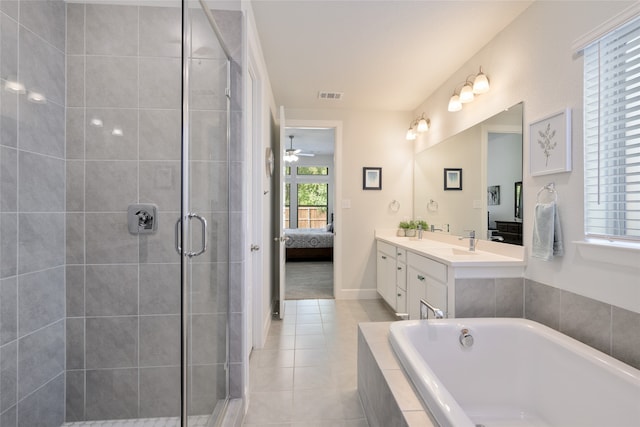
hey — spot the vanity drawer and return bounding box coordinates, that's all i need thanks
[396,248,407,263]
[377,241,397,258]
[408,252,447,284]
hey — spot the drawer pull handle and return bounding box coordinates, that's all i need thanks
[417,275,425,281]
[397,266,402,270]
[398,252,402,256]
[381,255,387,260]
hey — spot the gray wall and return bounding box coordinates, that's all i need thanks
[0,0,67,426]
[455,277,640,370]
[65,3,183,420]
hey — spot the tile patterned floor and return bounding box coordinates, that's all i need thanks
[242,299,396,427]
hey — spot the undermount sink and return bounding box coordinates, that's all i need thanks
[430,247,477,256]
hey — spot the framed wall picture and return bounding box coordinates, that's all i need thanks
[363,167,382,190]
[444,168,462,190]
[529,108,572,176]
[488,185,500,205]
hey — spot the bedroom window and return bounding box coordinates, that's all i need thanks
[297,166,329,175]
[297,183,328,229]
[584,14,640,241]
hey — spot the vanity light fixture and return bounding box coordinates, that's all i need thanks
[405,113,431,140]
[447,66,491,112]
[447,91,462,112]
[459,81,475,103]
[473,67,490,94]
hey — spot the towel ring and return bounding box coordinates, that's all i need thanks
[389,200,400,212]
[427,199,438,212]
[536,183,557,203]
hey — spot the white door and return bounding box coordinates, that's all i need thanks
[278,106,287,319]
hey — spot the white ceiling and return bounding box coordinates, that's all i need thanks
[251,0,533,112]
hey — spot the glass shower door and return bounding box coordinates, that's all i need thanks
[180,2,230,425]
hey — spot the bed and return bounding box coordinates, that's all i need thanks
[284,227,334,261]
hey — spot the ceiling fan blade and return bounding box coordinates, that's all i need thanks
[297,153,315,157]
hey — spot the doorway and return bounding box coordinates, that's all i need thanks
[282,126,336,300]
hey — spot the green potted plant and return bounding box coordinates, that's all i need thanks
[405,220,417,237]
[397,221,410,237]
[416,220,428,231]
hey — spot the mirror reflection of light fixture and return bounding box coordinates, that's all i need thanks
[90,118,104,127]
[405,113,431,140]
[447,66,490,112]
[4,78,26,94]
[27,91,46,104]
[111,127,123,137]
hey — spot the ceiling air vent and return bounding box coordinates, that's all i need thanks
[318,91,344,101]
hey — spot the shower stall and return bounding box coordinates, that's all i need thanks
[0,0,240,425]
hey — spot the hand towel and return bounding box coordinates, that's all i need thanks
[532,201,563,260]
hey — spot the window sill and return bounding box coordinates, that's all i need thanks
[574,239,640,269]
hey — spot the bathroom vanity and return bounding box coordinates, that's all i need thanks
[375,230,526,319]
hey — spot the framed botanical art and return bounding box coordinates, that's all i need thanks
[363,167,382,190]
[529,109,572,176]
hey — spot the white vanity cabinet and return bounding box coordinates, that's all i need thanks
[375,232,526,320]
[406,252,448,319]
[376,241,407,312]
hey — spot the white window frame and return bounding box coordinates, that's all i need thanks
[583,14,640,243]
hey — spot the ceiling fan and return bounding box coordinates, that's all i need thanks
[284,135,314,162]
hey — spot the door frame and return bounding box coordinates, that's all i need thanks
[280,119,343,301]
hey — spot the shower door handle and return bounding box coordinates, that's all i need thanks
[188,213,207,257]
[174,213,208,258]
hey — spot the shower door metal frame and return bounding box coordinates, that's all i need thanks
[180,1,233,426]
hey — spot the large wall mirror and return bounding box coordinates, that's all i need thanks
[414,102,523,245]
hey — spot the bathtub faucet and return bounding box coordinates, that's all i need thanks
[458,230,476,251]
[420,299,444,319]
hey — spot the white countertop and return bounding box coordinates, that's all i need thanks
[375,229,526,268]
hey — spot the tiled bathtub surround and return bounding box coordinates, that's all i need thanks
[0,1,67,426]
[454,277,640,370]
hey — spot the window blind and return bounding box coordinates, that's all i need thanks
[584,15,640,241]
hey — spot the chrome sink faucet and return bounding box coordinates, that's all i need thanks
[458,230,476,251]
[430,224,443,232]
[417,224,423,240]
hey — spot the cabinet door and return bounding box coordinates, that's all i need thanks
[425,280,447,318]
[396,287,407,314]
[397,261,407,291]
[376,250,396,309]
[408,265,448,319]
[407,266,426,319]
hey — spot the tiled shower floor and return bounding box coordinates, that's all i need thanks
[62,415,210,427]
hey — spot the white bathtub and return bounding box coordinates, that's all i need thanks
[389,318,640,427]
